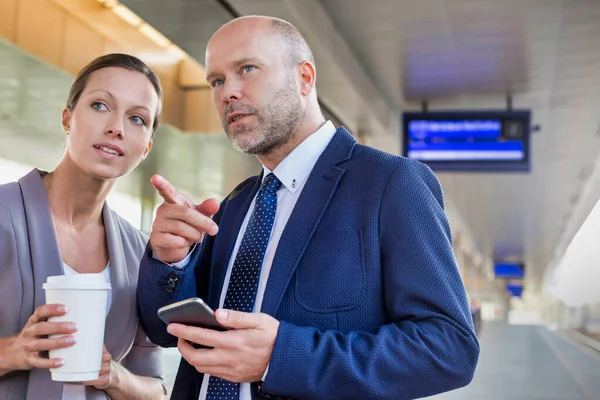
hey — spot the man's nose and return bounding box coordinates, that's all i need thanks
[221,81,243,102]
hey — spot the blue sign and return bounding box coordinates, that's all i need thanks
[402,110,531,172]
[506,283,523,297]
[494,263,525,279]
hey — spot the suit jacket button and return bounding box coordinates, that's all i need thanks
[164,272,179,294]
[167,271,179,282]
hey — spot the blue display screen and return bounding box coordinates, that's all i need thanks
[506,283,523,297]
[494,263,525,278]
[406,120,525,161]
[402,111,531,172]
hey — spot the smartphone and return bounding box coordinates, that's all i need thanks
[157,297,228,331]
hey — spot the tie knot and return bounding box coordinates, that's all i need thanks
[261,173,281,194]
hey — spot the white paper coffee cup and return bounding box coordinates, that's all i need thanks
[43,274,111,382]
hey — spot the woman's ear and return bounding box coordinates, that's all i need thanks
[142,139,153,159]
[61,108,71,134]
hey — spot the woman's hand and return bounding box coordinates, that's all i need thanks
[2,304,77,372]
[81,345,164,400]
[83,345,119,391]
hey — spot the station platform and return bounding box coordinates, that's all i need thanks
[429,324,600,400]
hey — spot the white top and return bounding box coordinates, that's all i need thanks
[194,121,337,400]
[61,262,111,400]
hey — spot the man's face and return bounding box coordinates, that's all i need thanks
[205,24,305,154]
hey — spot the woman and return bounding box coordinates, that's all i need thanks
[0,53,166,399]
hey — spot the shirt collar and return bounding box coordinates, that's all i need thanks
[262,120,336,193]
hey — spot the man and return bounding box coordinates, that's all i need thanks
[137,15,479,400]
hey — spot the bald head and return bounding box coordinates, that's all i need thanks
[205,15,324,161]
[268,18,315,67]
[208,16,314,70]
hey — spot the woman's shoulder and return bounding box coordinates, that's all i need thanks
[0,180,26,230]
[0,168,44,204]
[0,180,21,200]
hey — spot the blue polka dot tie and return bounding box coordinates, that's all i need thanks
[206,173,281,400]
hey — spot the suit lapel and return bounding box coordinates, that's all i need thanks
[208,173,263,309]
[18,170,63,313]
[102,206,132,356]
[18,170,64,399]
[261,128,357,316]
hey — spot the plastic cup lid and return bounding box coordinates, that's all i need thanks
[42,274,111,290]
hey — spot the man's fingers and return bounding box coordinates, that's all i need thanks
[167,323,222,348]
[152,232,191,250]
[176,338,229,374]
[195,198,220,217]
[215,309,262,330]
[154,218,205,244]
[151,174,183,205]
[176,337,197,364]
[156,204,219,237]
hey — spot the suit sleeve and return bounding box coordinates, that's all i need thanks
[136,235,207,348]
[261,160,479,400]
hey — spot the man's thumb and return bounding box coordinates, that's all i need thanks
[215,309,259,329]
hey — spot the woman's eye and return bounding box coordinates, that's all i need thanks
[130,116,146,126]
[91,102,108,111]
[213,79,224,87]
[242,65,255,74]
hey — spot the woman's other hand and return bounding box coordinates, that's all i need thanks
[0,304,77,373]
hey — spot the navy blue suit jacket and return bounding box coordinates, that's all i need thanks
[137,127,479,399]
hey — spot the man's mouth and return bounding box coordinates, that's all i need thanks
[227,112,251,125]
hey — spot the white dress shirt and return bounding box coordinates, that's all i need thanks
[188,121,336,400]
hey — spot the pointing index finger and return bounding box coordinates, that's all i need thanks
[151,174,182,205]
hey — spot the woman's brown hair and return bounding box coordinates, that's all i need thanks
[66,53,163,134]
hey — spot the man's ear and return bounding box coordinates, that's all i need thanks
[299,61,316,96]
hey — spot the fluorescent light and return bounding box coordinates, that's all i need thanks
[167,45,185,60]
[139,23,170,48]
[112,4,142,27]
[97,0,119,7]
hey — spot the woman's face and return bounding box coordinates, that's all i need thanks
[61,67,159,180]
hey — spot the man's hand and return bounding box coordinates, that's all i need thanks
[167,310,280,383]
[150,174,220,263]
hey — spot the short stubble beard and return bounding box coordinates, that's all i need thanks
[223,75,305,155]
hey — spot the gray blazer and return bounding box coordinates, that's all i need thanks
[0,169,164,400]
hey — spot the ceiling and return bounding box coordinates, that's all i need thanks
[331,0,600,294]
[3,0,600,296]
[118,0,600,294]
